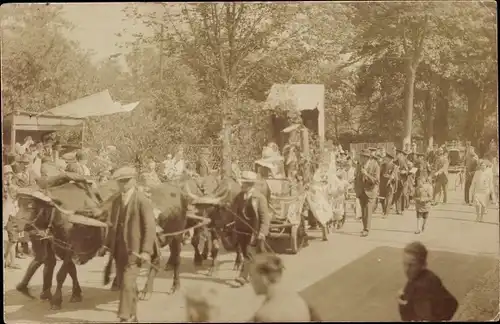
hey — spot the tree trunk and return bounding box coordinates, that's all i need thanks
[422,90,433,148]
[433,78,451,145]
[221,92,234,178]
[464,83,482,145]
[402,64,417,148]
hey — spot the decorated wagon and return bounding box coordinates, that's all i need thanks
[266,179,308,254]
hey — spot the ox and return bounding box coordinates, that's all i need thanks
[186,176,271,272]
[14,174,111,310]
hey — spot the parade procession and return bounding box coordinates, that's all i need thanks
[2,2,499,323]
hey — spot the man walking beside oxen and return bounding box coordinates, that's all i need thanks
[102,166,157,323]
[232,171,271,287]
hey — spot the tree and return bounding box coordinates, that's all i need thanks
[1,4,100,114]
[123,3,318,176]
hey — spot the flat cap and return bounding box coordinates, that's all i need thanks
[112,166,137,181]
[368,147,378,151]
[360,150,371,157]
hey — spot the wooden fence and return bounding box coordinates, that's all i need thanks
[349,142,396,156]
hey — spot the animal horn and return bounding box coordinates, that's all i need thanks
[184,183,201,201]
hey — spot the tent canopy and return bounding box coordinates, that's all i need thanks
[3,111,84,132]
[47,90,139,118]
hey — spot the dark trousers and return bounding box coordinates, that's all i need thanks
[382,186,395,216]
[464,174,474,203]
[394,182,407,214]
[237,232,266,281]
[433,175,448,203]
[358,192,375,232]
[114,231,140,321]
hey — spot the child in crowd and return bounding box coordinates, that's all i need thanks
[414,176,433,234]
[3,165,20,269]
[469,159,497,222]
[185,286,220,322]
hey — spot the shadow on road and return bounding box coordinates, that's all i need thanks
[4,285,118,323]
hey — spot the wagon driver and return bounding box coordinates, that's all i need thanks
[103,166,157,322]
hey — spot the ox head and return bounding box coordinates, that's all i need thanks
[185,178,241,228]
[16,185,109,266]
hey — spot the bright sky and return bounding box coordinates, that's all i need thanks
[61,3,151,64]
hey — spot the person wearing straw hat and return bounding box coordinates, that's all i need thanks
[354,149,380,237]
[14,154,39,188]
[103,166,156,322]
[232,171,271,288]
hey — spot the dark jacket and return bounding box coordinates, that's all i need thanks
[380,161,397,195]
[399,269,458,322]
[105,189,156,259]
[232,189,271,238]
[354,159,380,199]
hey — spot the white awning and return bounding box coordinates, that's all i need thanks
[264,84,325,113]
[47,90,139,118]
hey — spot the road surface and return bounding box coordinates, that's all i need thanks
[4,185,499,323]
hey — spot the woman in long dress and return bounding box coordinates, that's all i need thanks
[469,159,497,222]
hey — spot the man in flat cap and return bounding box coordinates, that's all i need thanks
[379,153,398,217]
[354,149,380,237]
[393,149,410,214]
[103,166,156,322]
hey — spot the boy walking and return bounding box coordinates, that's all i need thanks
[414,176,433,234]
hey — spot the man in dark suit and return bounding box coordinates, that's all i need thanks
[354,150,380,237]
[103,167,156,322]
[398,241,458,321]
[379,153,398,217]
[232,171,271,287]
[393,149,410,214]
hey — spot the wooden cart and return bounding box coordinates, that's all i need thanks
[266,179,308,254]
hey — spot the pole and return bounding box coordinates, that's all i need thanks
[81,120,86,148]
[10,110,17,152]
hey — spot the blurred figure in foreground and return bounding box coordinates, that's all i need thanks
[185,286,221,322]
[398,241,458,322]
[249,253,321,322]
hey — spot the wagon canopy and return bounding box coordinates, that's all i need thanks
[264,84,325,149]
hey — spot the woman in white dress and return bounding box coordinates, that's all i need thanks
[469,159,497,222]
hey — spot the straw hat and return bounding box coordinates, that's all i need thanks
[112,166,137,181]
[239,171,259,183]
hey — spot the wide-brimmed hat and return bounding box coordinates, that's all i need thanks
[16,187,52,203]
[112,166,137,181]
[281,123,301,133]
[239,171,259,183]
[62,152,77,163]
[385,153,394,160]
[19,155,31,164]
[395,148,408,155]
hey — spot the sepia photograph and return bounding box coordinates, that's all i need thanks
[1,1,498,322]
